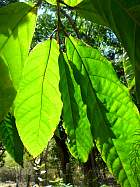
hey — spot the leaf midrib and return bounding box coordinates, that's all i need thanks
[38,39,52,140]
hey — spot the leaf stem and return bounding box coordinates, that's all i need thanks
[57,0,61,46]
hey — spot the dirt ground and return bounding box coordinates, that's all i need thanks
[0,182,16,187]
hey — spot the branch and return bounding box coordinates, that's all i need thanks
[57,0,61,45]
[35,0,42,7]
[61,9,80,38]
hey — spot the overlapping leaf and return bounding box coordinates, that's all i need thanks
[0,59,16,122]
[74,0,140,103]
[0,113,24,165]
[0,2,37,89]
[0,2,36,122]
[59,53,93,162]
[66,36,140,186]
[15,39,62,157]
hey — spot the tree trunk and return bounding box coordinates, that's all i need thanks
[54,134,73,185]
[83,147,99,187]
[26,175,31,187]
[44,148,48,186]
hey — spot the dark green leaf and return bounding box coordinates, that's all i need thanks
[0,58,16,122]
[75,0,140,103]
[0,113,24,166]
[123,55,135,90]
[59,53,93,162]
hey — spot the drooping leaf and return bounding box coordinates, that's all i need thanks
[66,36,114,142]
[66,36,140,186]
[0,58,16,122]
[75,0,140,103]
[59,53,93,162]
[0,113,24,166]
[0,2,37,89]
[15,39,62,157]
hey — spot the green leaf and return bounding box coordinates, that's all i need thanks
[0,58,16,122]
[66,36,140,186]
[45,0,82,6]
[75,0,140,103]
[123,54,135,90]
[45,0,57,5]
[15,39,62,157]
[0,113,24,166]
[64,0,83,6]
[58,53,93,162]
[66,37,114,142]
[0,2,37,89]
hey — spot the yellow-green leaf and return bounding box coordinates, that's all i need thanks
[15,39,62,157]
[45,0,83,6]
[0,2,37,89]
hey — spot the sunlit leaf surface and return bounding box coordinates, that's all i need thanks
[15,39,62,157]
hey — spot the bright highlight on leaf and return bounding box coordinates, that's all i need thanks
[59,53,93,162]
[45,0,83,6]
[64,0,83,6]
[15,39,62,157]
[66,36,140,187]
[0,2,37,89]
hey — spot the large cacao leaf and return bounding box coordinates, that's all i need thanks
[74,0,140,103]
[66,36,140,186]
[15,39,62,157]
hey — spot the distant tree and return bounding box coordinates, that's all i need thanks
[0,0,19,7]
[0,142,5,167]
